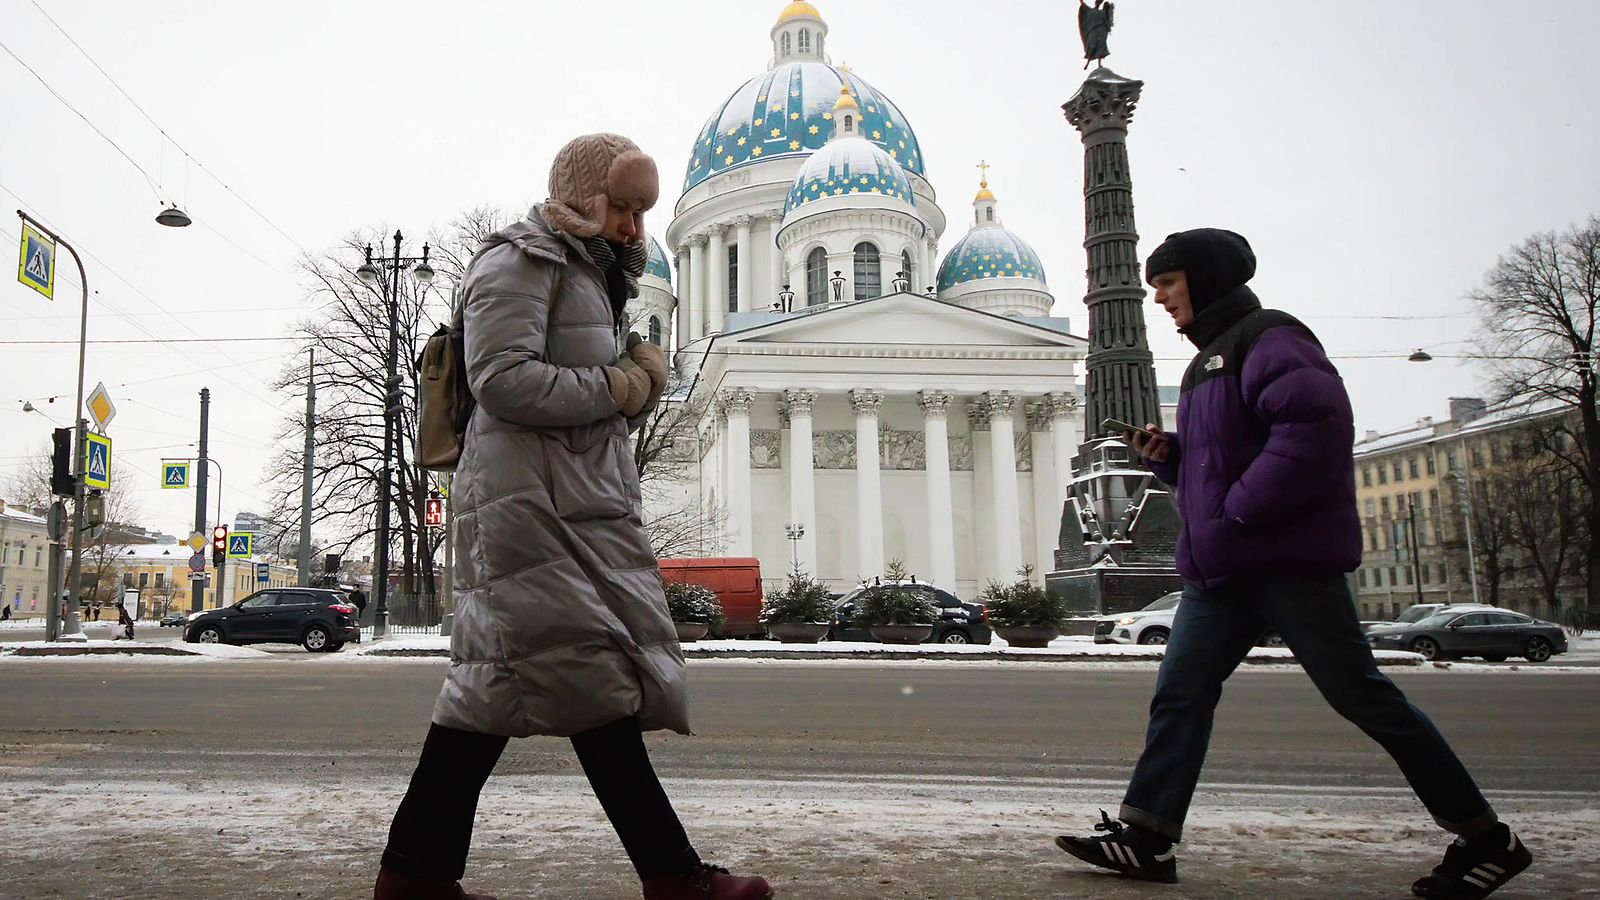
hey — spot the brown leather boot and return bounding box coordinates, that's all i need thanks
[641,863,773,899]
[373,866,498,900]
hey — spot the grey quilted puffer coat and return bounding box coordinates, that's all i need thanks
[431,206,688,738]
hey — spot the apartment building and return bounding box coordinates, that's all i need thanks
[0,501,51,618]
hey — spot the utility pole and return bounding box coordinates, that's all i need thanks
[1406,498,1424,605]
[299,351,315,587]
[192,387,210,612]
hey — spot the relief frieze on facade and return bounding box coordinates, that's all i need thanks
[750,429,783,469]
[751,428,979,471]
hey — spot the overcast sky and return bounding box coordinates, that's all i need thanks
[2,0,1597,541]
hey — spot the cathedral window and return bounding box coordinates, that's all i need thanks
[854,241,881,301]
[844,114,853,132]
[901,250,914,287]
[649,315,662,346]
[986,208,994,222]
[805,247,828,306]
[781,32,791,57]
[727,245,739,312]
[798,28,811,54]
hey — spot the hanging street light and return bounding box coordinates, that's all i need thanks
[1408,348,1434,363]
[155,204,192,228]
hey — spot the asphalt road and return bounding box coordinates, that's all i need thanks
[0,659,1596,898]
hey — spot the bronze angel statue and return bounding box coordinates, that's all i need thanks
[1078,0,1114,69]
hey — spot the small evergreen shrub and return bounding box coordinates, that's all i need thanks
[759,563,836,625]
[663,580,724,628]
[982,565,1072,629]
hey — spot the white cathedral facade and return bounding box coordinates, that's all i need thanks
[628,2,1089,597]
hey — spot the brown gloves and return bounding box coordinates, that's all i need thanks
[605,334,669,418]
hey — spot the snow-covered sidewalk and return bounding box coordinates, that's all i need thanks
[0,639,272,659]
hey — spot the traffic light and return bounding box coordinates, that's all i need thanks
[50,427,75,496]
[212,525,229,567]
[425,496,445,528]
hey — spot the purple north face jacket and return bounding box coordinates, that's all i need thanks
[1146,301,1362,587]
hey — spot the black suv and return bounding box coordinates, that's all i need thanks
[184,588,360,652]
[829,583,992,645]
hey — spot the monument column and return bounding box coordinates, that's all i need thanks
[984,391,1023,581]
[721,388,755,556]
[1064,68,1163,441]
[918,390,958,590]
[783,389,818,574]
[851,389,885,578]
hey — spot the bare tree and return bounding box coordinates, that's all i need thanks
[1471,215,1600,619]
[1496,425,1586,616]
[1,440,54,511]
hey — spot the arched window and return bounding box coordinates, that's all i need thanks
[843,114,853,132]
[798,28,811,54]
[649,315,662,346]
[781,32,791,57]
[805,247,828,306]
[853,242,881,301]
[986,208,995,222]
[901,250,914,288]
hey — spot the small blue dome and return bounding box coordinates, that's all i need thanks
[684,62,926,193]
[645,234,671,285]
[784,137,914,217]
[937,227,1048,292]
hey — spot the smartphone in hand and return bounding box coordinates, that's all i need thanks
[1101,417,1156,437]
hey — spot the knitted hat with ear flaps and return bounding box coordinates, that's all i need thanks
[542,133,660,238]
[1143,228,1256,314]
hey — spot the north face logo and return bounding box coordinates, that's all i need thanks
[1204,355,1225,371]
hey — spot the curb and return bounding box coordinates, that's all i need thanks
[8,645,198,657]
[352,646,1425,667]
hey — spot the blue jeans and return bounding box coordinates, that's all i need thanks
[1120,573,1497,842]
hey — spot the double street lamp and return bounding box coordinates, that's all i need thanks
[355,231,434,637]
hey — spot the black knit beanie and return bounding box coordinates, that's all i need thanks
[1143,228,1256,313]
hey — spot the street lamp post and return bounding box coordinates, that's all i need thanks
[773,284,796,313]
[1405,497,1424,606]
[829,270,845,304]
[355,231,434,638]
[785,523,805,571]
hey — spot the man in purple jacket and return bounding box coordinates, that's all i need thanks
[1055,229,1530,899]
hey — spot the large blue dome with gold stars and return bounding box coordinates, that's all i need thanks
[645,234,671,285]
[684,62,925,193]
[937,227,1048,291]
[784,137,915,217]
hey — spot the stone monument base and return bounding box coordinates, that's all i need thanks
[1047,565,1185,624]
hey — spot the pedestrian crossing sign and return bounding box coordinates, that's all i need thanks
[16,223,54,300]
[162,463,189,489]
[227,532,253,559]
[83,432,111,491]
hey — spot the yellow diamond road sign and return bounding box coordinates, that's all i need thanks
[87,382,116,433]
[187,532,207,552]
[17,223,54,300]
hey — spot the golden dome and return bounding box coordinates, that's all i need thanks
[833,83,859,112]
[974,180,996,202]
[776,1,822,24]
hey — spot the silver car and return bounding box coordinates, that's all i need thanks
[1366,610,1568,662]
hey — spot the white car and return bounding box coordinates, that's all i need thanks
[1093,592,1182,645]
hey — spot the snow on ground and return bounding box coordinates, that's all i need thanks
[0,774,1593,898]
[0,640,272,660]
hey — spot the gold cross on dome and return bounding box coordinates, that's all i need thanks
[977,159,991,186]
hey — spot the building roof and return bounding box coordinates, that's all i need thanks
[1353,396,1573,458]
[645,234,672,285]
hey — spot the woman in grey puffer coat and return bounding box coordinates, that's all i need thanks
[374,135,772,900]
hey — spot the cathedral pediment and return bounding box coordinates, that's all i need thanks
[719,292,1085,355]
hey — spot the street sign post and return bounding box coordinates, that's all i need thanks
[187,532,207,552]
[83,432,111,491]
[162,463,190,489]
[16,222,54,300]
[86,382,116,433]
[188,552,206,573]
[227,532,253,559]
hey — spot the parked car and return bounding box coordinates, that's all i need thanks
[1393,602,1497,625]
[183,588,360,652]
[1366,609,1568,662]
[1093,591,1284,647]
[659,557,764,637]
[829,582,992,645]
[158,611,191,627]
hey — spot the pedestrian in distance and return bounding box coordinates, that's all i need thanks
[1,603,11,622]
[349,586,368,619]
[374,134,772,900]
[1055,229,1531,899]
[116,603,134,641]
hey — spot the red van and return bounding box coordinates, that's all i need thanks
[658,558,764,637]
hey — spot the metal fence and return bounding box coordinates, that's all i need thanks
[375,591,445,634]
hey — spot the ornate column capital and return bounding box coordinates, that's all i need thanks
[981,390,1018,420]
[718,387,755,417]
[1063,71,1145,135]
[849,389,884,418]
[732,215,752,230]
[917,390,952,420]
[1025,401,1051,432]
[706,221,727,237]
[1045,390,1081,421]
[967,401,991,432]
[781,388,816,420]
[686,232,709,249]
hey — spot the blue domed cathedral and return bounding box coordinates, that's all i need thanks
[634,2,1090,597]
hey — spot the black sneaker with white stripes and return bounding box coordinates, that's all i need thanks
[1055,810,1178,884]
[1412,823,1532,899]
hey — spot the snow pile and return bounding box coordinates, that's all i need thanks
[0,639,272,660]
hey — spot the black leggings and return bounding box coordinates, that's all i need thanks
[381,718,699,882]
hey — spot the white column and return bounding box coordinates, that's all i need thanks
[1048,391,1082,508]
[985,391,1023,582]
[919,390,957,591]
[923,237,939,294]
[707,224,727,334]
[968,401,993,582]
[783,389,817,574]
[734,216,753,313]
[673,250,690,350]
[722,388,755,556]
[851,389,885,578]
[687,235,707,343]
[768,215,785,308]
[1028,402,1057,583]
